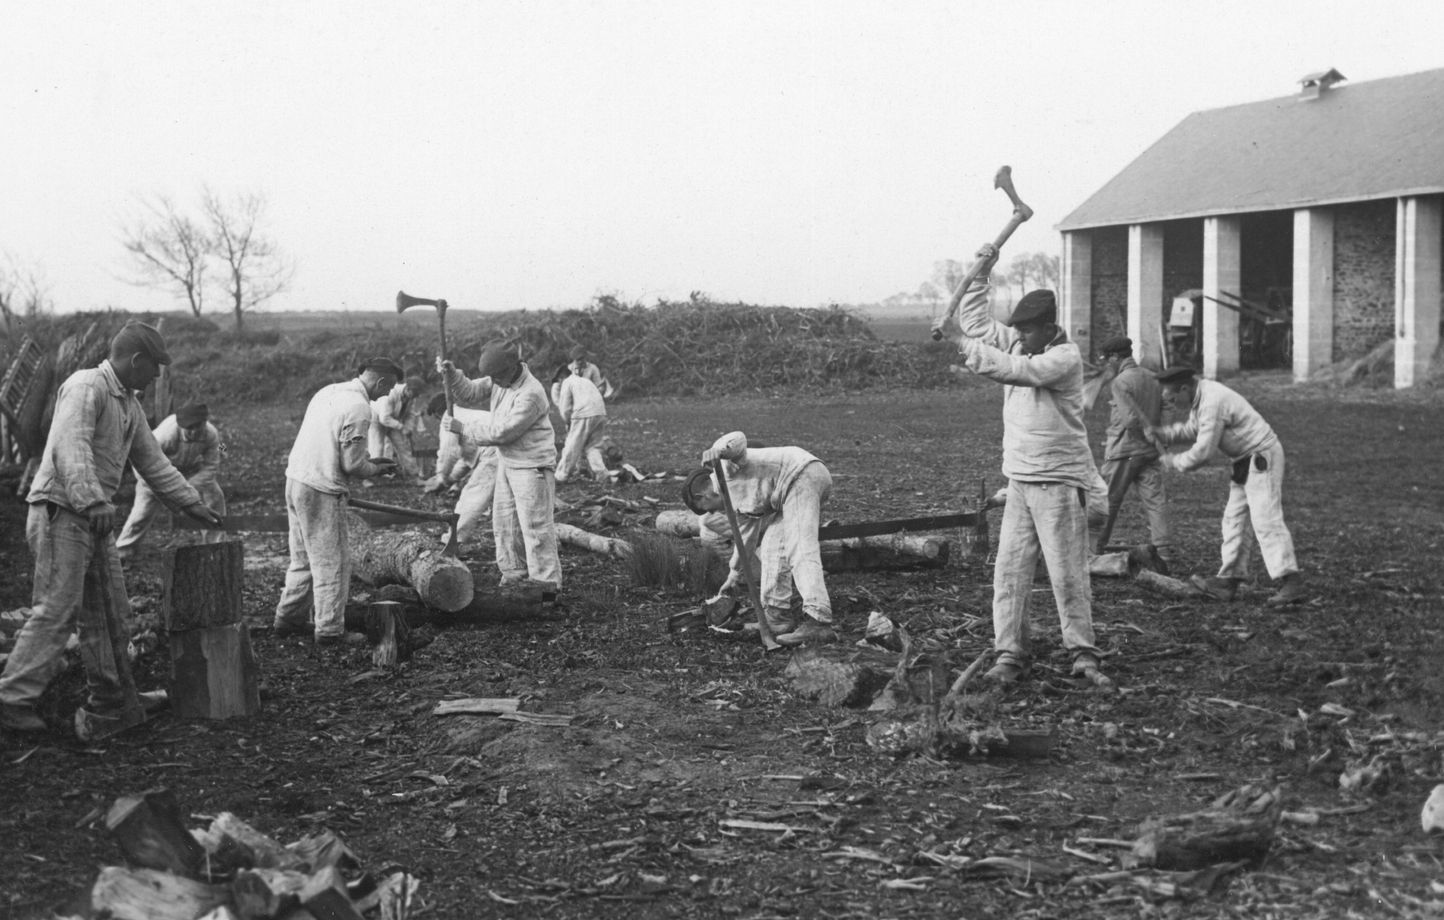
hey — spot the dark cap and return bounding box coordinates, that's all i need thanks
[569,345,587,361]
[1006,289,1057,327]
[681,468,714,515]
[1155,365,1198,386]
[110,322,171,365]
[1099,335,1133,357]
[175,403,209,427]
[476,341,521,380]
[358,357,404,380]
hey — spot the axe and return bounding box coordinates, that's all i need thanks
[397,291,453,415]
[931,166,1035,341]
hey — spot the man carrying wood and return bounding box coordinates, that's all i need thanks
[1148,366,1307,606]
[367,375,426,484]
[686,431,835,646]
[934,244,1106,685]
[439,342,561,594]
[116,403,226,559]
[0,322,223,737]
[550,365,609,483]
[272,358,402,643]
[1097,336,1174,563]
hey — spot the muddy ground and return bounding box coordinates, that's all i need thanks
[2,378,1443,919]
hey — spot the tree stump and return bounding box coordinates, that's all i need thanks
[348,513,474,612]
[164,542,244,631]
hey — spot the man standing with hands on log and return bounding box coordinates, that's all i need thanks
[0,322,223,737]
[686,431,836,646]
[116,402,226,559]
[934,244,1107,686]
[439,342,561,597]
[1148,366,1307,606]
[1097,336,1174,565]
[273,358,402,644]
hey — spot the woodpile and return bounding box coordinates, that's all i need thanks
[81,788,417,920]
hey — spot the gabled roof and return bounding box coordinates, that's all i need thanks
[1058,67,1444,231]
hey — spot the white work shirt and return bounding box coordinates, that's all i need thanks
[285,378,375,494]
[445,363,557,469]
[553,374,606,422]
[149,415,223,486]
[1159,378,1279,471]
[708,431,820,516]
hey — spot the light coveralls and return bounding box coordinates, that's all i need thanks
[1101,358,1172,551]
[955,284,1101,667]
[568,359,609,396]
[1157,379,1299,581]
[449,407,500,543]
[275,378,391,638]
[445,363,561,590]
[2,362,202,717]
[710,432,833,626]
[552,375,609,482]
[116,415,226,553]
[368,382,423,479]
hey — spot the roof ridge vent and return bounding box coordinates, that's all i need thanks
[1299,68,1346,101]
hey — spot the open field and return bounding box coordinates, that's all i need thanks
[2,376,1443,918]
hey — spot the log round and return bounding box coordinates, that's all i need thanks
[347,513,474,612]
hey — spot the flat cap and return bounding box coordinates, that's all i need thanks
[110,322,171,365]
[681,468,714,515]
[175,403,209,427]
[1098,335,1133,357]
[1155,365,1198,385]
[1006,289,1057,326]
[358,356,405,380]
[476,341,521,381]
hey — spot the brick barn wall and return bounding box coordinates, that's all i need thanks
[1332,199,1396,363]
[1090,226,1129,347]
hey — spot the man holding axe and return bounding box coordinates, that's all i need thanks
[1094,335,1174,562]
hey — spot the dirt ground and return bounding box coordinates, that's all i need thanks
[2,376,1443,919]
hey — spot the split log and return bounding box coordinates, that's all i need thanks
[348,512,473,612]
[284,830,359,873]
[1089,551,1131,577]
[90,867,230,920]
[1134,568,1205,598]
[105,788,206,877]
[163,542,244,631]
[170,623,261,720]
[198,813,307,873]
[366,601,411,668]
[785,645,950,708]
[555,522,633,558]
[232,868,308,919]
[1125,784,1283,870]
[822,534,949,571]
[299,866,365,920]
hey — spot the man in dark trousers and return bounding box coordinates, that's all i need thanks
[1097,335,1173,564]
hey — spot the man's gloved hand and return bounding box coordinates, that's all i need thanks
[183,503,224,528]
[87,503,116,536]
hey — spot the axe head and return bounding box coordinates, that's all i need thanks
[993,165,1035,221]
[397,290,446,314]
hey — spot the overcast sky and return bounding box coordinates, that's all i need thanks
[5,1,1444,316]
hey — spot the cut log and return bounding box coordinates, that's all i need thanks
[348,512,473,612]
[301,866,365,920]
[164,542,244,631]
[169,623,262,720]
[555,522,633,558]
[1134,568,1205,598]
[822,534,950,571]
[105,788,206,877]
[1089,551,1131,577]
[284,830,359,873]
[202,813,307,872]
[655,509,701,538]
[366,601,412,668]
[1126,785,1283,870]
[90,867,230,920]
[433,697,521,715]
[232,868,308,919]
[784,645,952,708]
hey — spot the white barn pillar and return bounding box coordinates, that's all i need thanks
[1292,208,1335,381]
[1060,231,1093,357]
[1395,195,1442,388]
[1203,216,1242,378]
[1127,224,1165,367]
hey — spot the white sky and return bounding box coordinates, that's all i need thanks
[4,0,1444,315]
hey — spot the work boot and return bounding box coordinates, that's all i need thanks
[1189,575,1240,601]
[0,703,47,733]
[1267,573,1308,607]
[984,658,1028,684]
[272,620,308,639]
[775,619,837,647]
[762,607,798,637]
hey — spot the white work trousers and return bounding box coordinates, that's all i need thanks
[556,416,609,483]
[0,504,135,713]
[454,450,499,542]
[755,463,833,623]
[274,479,352,638]
[116,477,227,552]
[368,425,420,479]
[1099,456,1172,549]
[992,479,1099,663]
[1217,440,1298,580]
[493,465,561,590]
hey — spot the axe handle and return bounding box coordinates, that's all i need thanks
[1094,454,1151,554]
[711,459,780,650]
[437,304,454,416]
[931,207,1033,342]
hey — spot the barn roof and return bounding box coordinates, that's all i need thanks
[1058,67,1444,231]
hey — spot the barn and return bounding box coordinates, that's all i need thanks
[1056,67,1444,388]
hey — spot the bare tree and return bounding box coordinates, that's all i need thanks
[202,189,294,332]
[121,195,210,317]
[0,251,55,331]
[1006,251,1061,294]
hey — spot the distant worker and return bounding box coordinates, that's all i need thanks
[116,402,227,559]
[1149,366,1307,606]
[368,375,426,483]
[686,431,835,646]
[550,365,610,483]
[0,323,222,739]
[1097,336,1173,563]
[568,345,613,399]
[440,342,561,595]
[934,243,1106,686]
[273,358,402,643]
